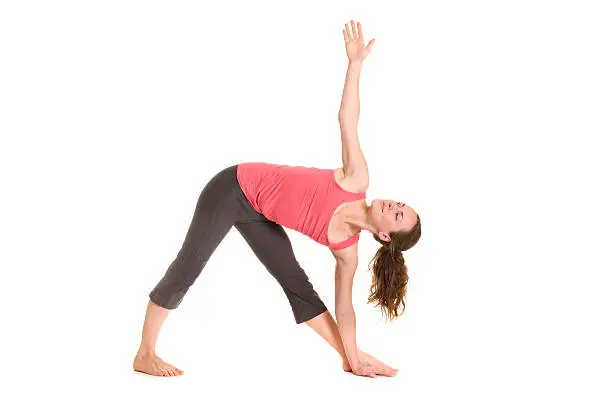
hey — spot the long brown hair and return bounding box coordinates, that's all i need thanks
[367,214,421,321]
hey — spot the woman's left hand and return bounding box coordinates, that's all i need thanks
[342,350,398,376]
[358,350,398,376]
[343,20,375,64]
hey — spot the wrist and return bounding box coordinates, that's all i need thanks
[347,353,361,368]
[348,60,363,67]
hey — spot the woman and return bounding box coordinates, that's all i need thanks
[133,20,422,379]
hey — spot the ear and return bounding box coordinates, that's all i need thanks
[377,231,391,242]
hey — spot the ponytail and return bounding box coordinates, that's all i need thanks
[368,213,421,321]
[367,243,408,321]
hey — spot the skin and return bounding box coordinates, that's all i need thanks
[332,196,419,244]
[133,301,183,377]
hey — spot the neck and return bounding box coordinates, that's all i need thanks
[341,200,377,235]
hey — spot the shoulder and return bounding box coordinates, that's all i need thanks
[333,168,369,194]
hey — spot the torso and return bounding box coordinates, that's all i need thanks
[327,168,368,247]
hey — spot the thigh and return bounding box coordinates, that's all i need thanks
[234,220,327,324]
[149,165,243,309]
[179,164,242,258]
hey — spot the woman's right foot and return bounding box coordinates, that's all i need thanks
[133,351,184,377]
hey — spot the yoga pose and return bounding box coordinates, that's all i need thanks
[133,20,422,378]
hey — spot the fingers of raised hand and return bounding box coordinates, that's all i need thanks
[351,20,358,40]
[344,20,362,43]
[344,23,353,42]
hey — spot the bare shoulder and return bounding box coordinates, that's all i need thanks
[329,242,359,268]
[333,167,369,194]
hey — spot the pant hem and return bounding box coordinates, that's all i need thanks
[149,292,178,310]
[296,305,328,324]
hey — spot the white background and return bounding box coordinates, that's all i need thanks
[1,0,611,406]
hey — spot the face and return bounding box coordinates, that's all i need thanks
[370,199,418,242]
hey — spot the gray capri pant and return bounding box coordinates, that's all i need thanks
[148,164,328,324]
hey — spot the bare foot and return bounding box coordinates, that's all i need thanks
[133,352,184,377]
[342,359,352,372]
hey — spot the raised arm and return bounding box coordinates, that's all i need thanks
[338,20,375,183]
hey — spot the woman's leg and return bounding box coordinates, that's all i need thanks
[233,219,328,324]
[234,220,354,368]
[305,312,352,371]
[133,300,183,376]
[134,165,245,376]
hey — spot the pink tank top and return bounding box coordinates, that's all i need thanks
[237,162,366,250]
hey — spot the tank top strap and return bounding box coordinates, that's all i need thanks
[328,232,361,250]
